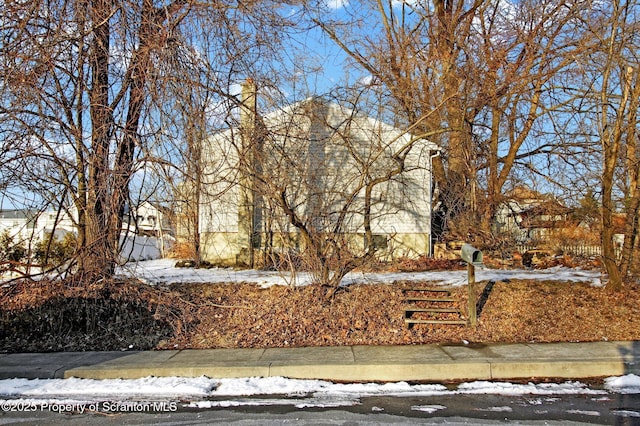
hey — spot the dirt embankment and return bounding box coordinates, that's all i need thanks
[2,269,639,353]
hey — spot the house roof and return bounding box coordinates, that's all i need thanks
[520,199,573,217]
[612,214,626,234]
[504,186,546,202]
[268,97,440,151]
[213,96,440,154]
[519,200,575,229]
[0,209,37,220]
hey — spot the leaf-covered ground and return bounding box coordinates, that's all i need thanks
[2,271,640,353]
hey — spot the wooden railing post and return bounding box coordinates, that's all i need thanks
[468,262,476,326]
[460,243,481,327]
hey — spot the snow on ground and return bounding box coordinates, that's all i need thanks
[116,259,604,288]
[0,375,638,411]
[605,374,640,394]
[1,375,638,411]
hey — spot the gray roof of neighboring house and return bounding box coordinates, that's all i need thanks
[0,209,37,220]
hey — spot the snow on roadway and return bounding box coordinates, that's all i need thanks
[116,258,604,288]
[1,375,639,411]
[1,373,637,401]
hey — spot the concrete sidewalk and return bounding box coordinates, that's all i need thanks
[1,341,639,382]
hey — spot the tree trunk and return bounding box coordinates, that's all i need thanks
[619,69,640,277]
[601,67,630,290]
[110,0,154,264]
[84,0,116,278]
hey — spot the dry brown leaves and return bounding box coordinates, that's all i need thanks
[156,278,640,349]
[2,274,640,353]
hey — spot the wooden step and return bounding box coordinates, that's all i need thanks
[404,318,468,325]
[404,297,457,302]
[403,288,450,294]
[404,307,461,314]
[402,287,467,328]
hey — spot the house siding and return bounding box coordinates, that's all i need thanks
[199,98,437,265]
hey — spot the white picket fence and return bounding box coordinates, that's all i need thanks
[516,244,621,260]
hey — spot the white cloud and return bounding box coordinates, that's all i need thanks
[358,75,374,86]
[325,0,348,10]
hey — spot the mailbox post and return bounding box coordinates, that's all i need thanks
[460,244,483,326]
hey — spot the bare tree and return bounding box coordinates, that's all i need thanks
[131,3,302,268]
[305,0,591,242]
[252,87,440,288]
[470,0,588,230]
[144,50,218,267]
[573,0,640,289]
[306,0,479,238]
[0,0,300,278]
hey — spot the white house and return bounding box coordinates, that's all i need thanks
[124,201,173,237]
[1,203,172,262]
[121,201,175,260]
[0,209,37,245]
[34,209,77,241]
[0,208,76,245]
[199,83,439,266]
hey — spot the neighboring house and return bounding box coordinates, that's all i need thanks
[0,209,37,244]
[199,84,440,266]
[612,213,626,251]
[34,209,77,241]
[124,201,173,237]
[494,188,576,242]
[2,203,173,261]
[122,201,175,260]
[0,208,75,244]
[518,199,575,240]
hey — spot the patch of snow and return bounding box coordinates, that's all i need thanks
[0,376,216,399]
[411,404,447,413]
[294,395,362,409]
[189,397,359,409]
[611,409,640,418]
[186,396,360,409]
[2,376,630,407]
[478,406,513,412]
[566,409,600,416]
[456,381,605,396]
[116,259,603,288]
[605,374,640,394]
